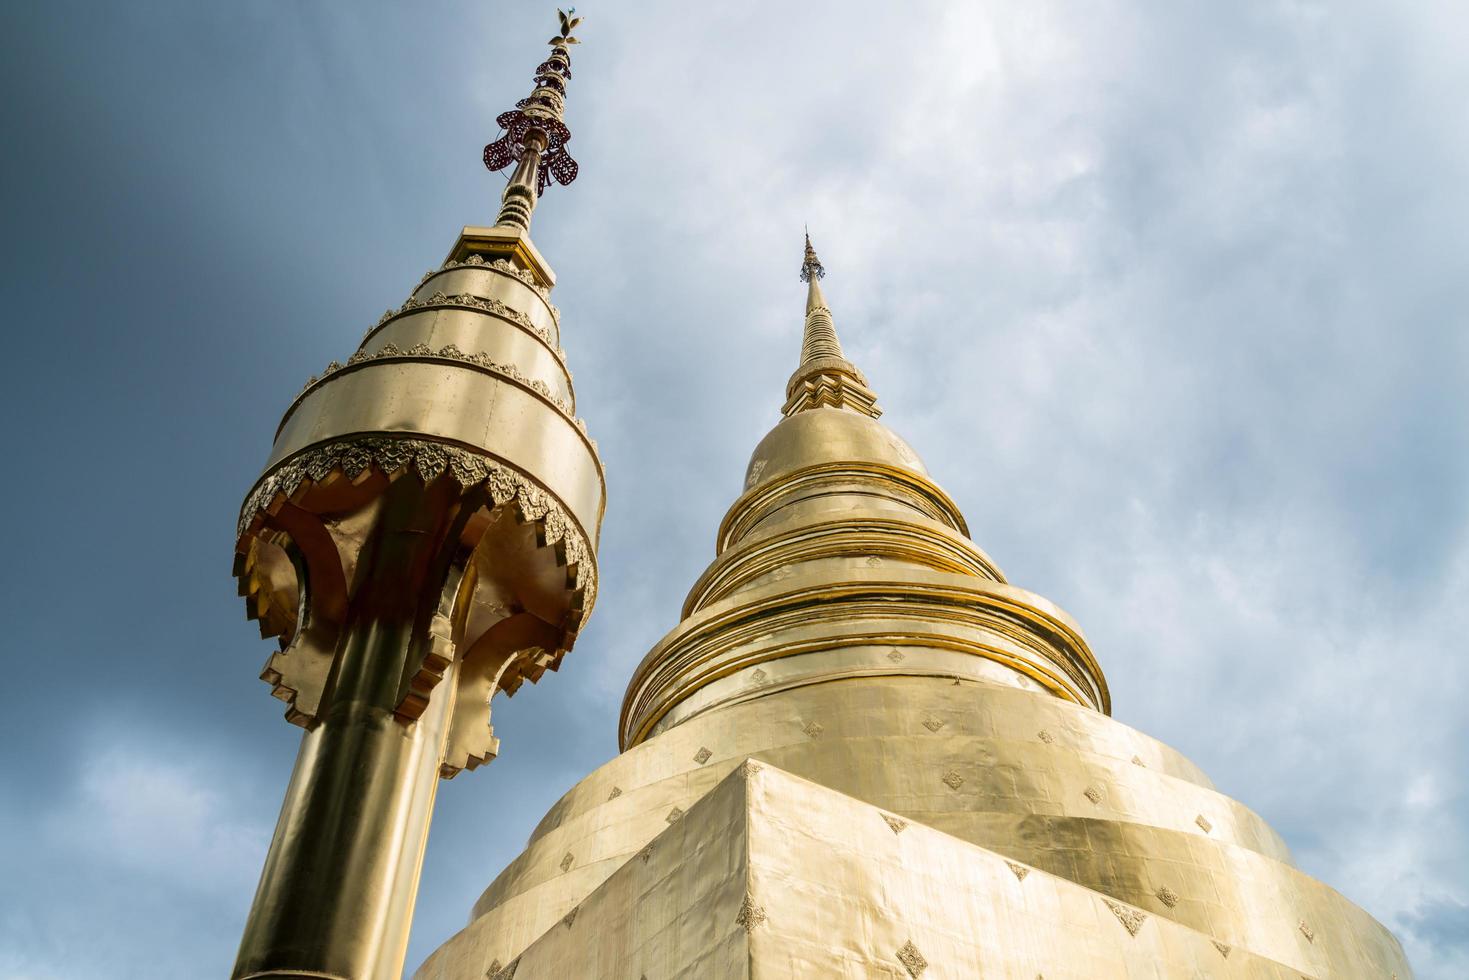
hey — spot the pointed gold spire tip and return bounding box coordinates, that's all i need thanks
[800,230,826,283]
[784,231,881,419]
[484,11,584,231]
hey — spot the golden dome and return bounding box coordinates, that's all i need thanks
[744,406,930,491]
[618,241,1104,746]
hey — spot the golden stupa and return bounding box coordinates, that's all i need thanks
[229,15,1413,980]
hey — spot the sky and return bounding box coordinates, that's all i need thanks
[0,1,1466,977]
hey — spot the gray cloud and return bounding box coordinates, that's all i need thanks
[1407,897,1469,955]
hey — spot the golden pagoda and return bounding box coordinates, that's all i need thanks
[408,231,1413,979]
[230,14,1413,980]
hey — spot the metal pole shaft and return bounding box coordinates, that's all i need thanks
[233,484,461,980]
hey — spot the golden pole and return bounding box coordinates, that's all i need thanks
[229,14,599,979]
[233,484,470,980]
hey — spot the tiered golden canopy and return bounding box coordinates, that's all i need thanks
[230,19,605,980]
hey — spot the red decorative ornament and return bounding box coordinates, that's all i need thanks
[483,15,581,195]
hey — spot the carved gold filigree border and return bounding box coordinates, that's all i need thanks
[301,342,576,417]
[293,345,598,462]
[236,436,596,620]
[368,289,565,361]
[419,255,555,310]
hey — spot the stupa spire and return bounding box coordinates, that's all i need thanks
[228,12,605,980]
[783,232,881,418]
[798,232,845,361]
[483,9,584,231]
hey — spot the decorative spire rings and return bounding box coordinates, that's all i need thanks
[785,231,882,419]
[800,230,825,282]
[484,10,582,228]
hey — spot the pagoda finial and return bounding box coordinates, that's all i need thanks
[784,232,881,418]
[484,10,584,231]
[800,228,825,282]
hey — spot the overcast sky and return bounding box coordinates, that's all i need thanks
[1,2,1466,978]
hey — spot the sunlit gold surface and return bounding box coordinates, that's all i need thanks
[420,762,1390,979]
[413,240,1412,978]
[231,219,604,979]
[226,18,609,977]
